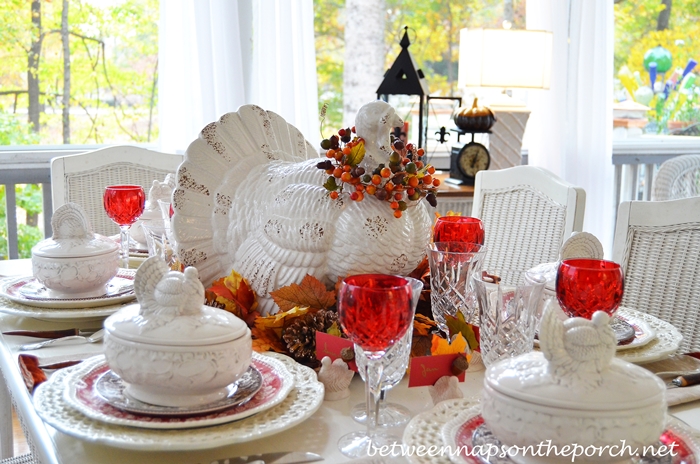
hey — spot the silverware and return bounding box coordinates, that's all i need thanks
[18,329,105,351]
[3,328,101,339]
[209,451,323,464]
[668,372,700,388]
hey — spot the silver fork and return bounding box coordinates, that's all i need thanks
[18,329,105,351]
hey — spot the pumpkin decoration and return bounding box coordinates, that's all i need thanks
[453,98,497,132]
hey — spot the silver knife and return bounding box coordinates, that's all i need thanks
[209,451,323,464]
[2,328,101,339]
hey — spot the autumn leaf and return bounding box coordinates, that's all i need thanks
[408,255,429,281]
[413,313,436,337]
[411,335,432,357]
[430,333,468,356]
[445,312,479,351]
[251,327,288,354]
[345,139,365,166]
[270,274,335,311]
[326,321,342,337]
[206,269,259,326]
[254,306,310,338]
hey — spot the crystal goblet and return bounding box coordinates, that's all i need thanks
[428,242,487,334]
[103,185,145,269]
[473,269,546,367]
[352,276,423,427]
[337,274,414,458]
[556,258,624,319]
[433,216,485,245]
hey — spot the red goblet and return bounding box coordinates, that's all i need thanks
[337,274,414,458]
[556,259,624,319]
[104,185,146,269]
[434,216,485,245]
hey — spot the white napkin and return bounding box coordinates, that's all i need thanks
[667,384,700,406]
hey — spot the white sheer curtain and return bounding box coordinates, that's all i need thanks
[526,0,615,255]
[158,0,319,153]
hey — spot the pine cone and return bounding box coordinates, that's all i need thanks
[282,310,338,367]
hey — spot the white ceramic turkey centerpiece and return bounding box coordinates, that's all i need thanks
[481,305,666,461]
[31,202,119,297]
[171,101,433,315]
[103,256,252,407]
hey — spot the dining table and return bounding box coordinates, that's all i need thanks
[1,258,700,464]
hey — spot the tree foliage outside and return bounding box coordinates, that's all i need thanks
[0,0,158,258]
[0,0,159,145]
[615,0,700,131]
[314,0,525,131]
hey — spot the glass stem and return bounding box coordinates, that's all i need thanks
[364,357,384,443]
[119,225,130,269]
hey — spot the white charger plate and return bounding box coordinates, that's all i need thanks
[63,354,292,429]
[402,397,480,464]
[615,307,683,364]
[0,271,136,309]
[34,352,324,450]
[441,405,700,464]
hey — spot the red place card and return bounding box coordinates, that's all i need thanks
[408,354,465,387]
[315,331,357,372]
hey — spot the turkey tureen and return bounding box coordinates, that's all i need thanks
[104,256,252,407]
[481,305,666,461]
[171,101,432,315]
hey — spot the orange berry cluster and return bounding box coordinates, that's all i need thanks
[317,128,439,218]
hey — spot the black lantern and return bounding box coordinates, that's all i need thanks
[376,27,430,148]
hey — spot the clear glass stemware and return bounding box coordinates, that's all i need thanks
[337,274,415,458]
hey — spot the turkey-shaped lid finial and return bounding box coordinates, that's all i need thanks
[107,256,248,343]
[32,202,118,258]
[51,202,93,240]
[539,305,617,384]
[134,257,205,319]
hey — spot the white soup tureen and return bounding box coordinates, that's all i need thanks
[32,202,119,298]
[481,305,666,461]
[103,256,252,407]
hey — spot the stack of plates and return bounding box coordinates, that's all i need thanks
[33,352,324,450]
[403,399,700,464]
[0,271,137,321]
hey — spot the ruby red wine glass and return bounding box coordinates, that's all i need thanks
[434,216,485,246]
[104,185,146,269]
[556,259,624,319]
[337,274,414,458]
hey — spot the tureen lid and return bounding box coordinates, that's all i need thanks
[484,306,665,411]
[484,352,665,410]
[105,303,248,346]
[104,256,249,345]
[32,203,118,258]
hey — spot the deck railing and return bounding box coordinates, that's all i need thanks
[2,136,700,260]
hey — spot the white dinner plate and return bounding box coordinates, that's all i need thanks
[0,271,136,309]
[63,354,293,429]
[34,352,323,450]
[94,365,263,417]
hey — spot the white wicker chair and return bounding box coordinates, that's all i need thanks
[51,146,183,236]
[651,154,700,201]
[613,197,700,354]
[472,166,586,272]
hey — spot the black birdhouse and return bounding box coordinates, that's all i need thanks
[377,26,430,148]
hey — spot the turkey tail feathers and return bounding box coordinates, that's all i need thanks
[172,106,318,287]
